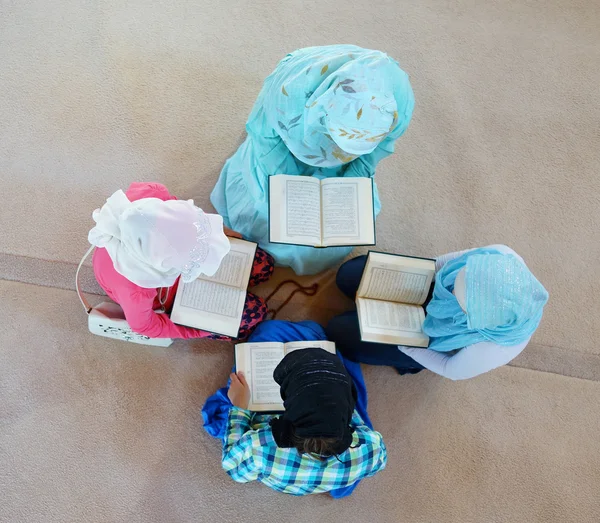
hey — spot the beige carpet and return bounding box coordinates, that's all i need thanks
[1,0,600,521]
[1,281,600,523]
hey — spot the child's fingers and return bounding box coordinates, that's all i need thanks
[230,372,239,384]
[237,372,249,387]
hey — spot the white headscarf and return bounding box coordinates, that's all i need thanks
[88,190,231,288]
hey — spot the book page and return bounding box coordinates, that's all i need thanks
[321,178,375,246]
[356,298,429,347]
[250,347,284,407]
[362,299,424,332]
[197,238,256,289]
[283,340,336,355]
[357,253,435,305]
[269,175,322,247]
[179,280,242,317]
[235,342,285,411]
[170,280,246,337]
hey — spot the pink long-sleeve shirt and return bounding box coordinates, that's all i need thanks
[92,182,210,339]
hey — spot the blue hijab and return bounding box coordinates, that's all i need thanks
[211,45,414,275]
[423,248,549,352]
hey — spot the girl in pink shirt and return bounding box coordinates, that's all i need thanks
[89,182,274,340]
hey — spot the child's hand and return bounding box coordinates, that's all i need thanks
[228,372,250,410]
[224,226,243,239]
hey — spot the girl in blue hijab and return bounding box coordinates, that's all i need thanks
[327,245,549,380]
[211,45,414,275]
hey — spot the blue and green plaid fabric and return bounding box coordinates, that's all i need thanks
[222,407,387,496]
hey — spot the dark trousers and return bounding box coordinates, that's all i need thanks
[326,256,425,374]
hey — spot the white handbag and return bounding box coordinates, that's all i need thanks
[76,246,173,347]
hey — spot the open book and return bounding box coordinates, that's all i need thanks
[234,340,336,412]
[356,252,436,347]
[268,175,375,248]
[170,238,257,338]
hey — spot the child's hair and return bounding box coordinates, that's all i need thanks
[291,432,341,459]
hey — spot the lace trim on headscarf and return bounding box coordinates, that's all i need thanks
[180,209,213,280]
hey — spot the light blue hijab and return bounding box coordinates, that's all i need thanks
[211,45,414,275]
[423,248,549,352]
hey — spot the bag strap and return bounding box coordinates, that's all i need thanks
[76,246,95,314]
[264,279,319,320]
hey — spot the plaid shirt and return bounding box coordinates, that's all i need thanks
[222,407,387,495]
